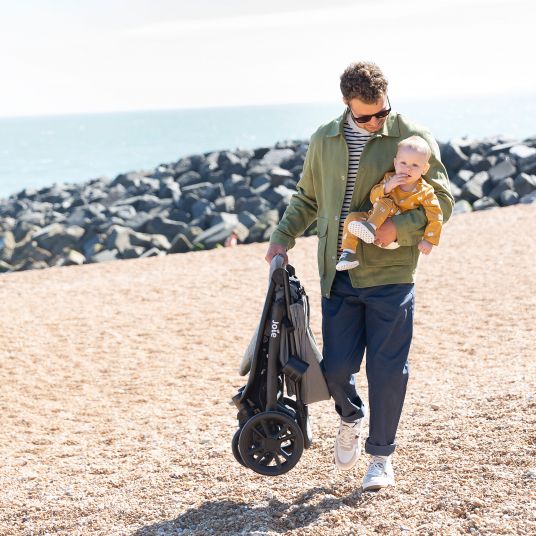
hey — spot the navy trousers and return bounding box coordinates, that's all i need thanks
[321,271,414,456]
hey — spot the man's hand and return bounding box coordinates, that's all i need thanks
[374,218,397,247]
[384,173,410,194]
[417,239,433,255]
[265,243,288,265]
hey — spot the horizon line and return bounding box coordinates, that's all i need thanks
[1,89,535,121]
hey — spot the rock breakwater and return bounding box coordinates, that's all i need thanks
[1,134,536,273]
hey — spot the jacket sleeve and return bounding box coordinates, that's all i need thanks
[420,185,443,246]
[391,131,454,247]
[269,137,319,250]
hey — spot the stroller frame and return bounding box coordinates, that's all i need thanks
[232,255,313,476]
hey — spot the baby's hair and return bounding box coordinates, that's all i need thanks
[397,136,431,160]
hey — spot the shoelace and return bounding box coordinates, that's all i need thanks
[367,456,389,476]
[338,421,359,450]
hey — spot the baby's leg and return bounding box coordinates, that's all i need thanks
[367,198,398,229]
[336,212,366,271]
[340,212,363,253]
[349,199,398,244]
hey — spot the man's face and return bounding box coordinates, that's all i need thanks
[393,147,430,182]
[345,94,390,133]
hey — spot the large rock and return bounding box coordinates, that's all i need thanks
[32,224,85,255]
[90,249,119,263]
[269,168,295,187]
[238,212,258,229]
[117,194,162,213]
[513,173,536,197]
[190,199,213,219]
[0,231,16,262]
[0,260,12,273]
[158,179,181,201]
[111,172,145,190]
[509,145,536,173]
[473,197,499,211]
[192,221,239,249]
[142,216,188,240]
[452,200,472,214]
[466,153,493,173]
[235,196,271,216]
[488,158,517,184]
[488,177,514,202]
[223,174,248,195]
[168,233,193,254]
[451,169,474,188]
[520,190,536,204]
[105,225,171,256]
[56,249,86,267]
[176,171,203,188]
[217,151,247,175]
[460,172,492,203]
[449,182,462,200]
[213,195,235,213]
[181,182,224,202]
[260,148,295,168]
[441,141,468,173]
[109,204,137,220]
[499,190,519,207]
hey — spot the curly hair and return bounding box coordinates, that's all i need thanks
[340,62,388,103]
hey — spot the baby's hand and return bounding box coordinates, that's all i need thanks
[384,173,410,193]
[417,240,433,255]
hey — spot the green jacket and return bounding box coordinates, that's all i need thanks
[270,109,454,298]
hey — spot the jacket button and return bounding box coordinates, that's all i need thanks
[341,175,345,180]
[332,256,336,260]
[334,216,339,221]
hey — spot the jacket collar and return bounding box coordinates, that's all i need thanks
[326,108,401,139]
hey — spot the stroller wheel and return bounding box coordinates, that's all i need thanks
[232,429,247,467]
[238,411,304,476]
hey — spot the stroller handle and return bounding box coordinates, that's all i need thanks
[269,253,286,279]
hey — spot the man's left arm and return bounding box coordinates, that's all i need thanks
[391,132,454,247]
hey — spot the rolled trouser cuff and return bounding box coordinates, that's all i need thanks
[340,402,366,423]
[365,438,396,456]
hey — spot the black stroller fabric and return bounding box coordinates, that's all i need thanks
[232,256,330,476]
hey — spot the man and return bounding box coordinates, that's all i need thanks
[265,62,453,490]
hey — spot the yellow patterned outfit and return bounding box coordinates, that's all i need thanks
[341,171,443,253]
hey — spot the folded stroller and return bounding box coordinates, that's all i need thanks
[232,255,330,476]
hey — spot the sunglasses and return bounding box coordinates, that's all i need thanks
[350,95,391,124]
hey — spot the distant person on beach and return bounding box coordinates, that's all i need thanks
[336,135,443,271]
[265,61,453,491]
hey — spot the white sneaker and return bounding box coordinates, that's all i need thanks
[334,417,364,470]
[362,455,395,491]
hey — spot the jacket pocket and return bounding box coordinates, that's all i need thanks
[359,241,414,267]
[316,217,328,277]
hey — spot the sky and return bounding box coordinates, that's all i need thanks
[0,0,534,117]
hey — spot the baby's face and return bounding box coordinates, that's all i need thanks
[393,147,430,182]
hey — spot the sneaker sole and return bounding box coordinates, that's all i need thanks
[348,221,375,243]
[334,444,361,470]
[362,480,395,492]
[336,261,359,271]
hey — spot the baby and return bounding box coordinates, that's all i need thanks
[337,135,443,271]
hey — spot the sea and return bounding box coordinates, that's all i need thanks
[1,93,535,199]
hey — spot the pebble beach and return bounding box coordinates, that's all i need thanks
[1,203,535,535]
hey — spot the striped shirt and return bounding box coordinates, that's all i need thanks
[338,114,371,252]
